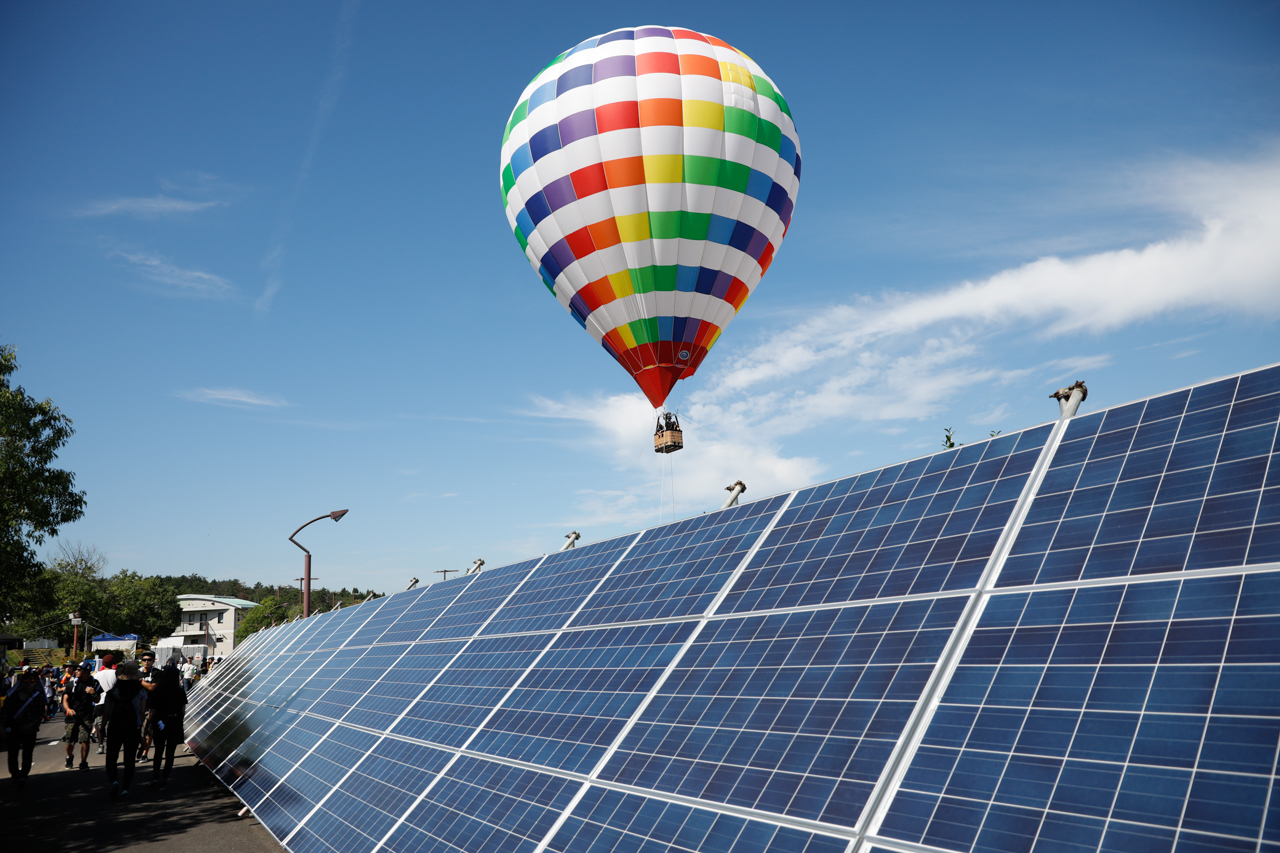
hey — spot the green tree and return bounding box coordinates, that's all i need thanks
[1,341,86,619]
[11,542,109,646]
[104,570,181,642]
[235,595,299,644]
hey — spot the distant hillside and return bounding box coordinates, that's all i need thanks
[152,574,382,611]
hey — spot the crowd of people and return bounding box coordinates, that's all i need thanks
[1,650,201,799]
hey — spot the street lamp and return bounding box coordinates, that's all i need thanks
[289,509,348,617]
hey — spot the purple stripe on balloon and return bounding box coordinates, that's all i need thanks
[597,29,635,45]
[541,175,577,212]
[745,229,770,261]
[710,271,734,300]
[780,198,794,228]
[549,237,577,272]
[681,318,701,342]
[558,110,598,146]
[593,54,636,81]
[556,64,594,96]
[635,27,673,39]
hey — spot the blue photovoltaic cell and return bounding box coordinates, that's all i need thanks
[374,580,474,645]
[547,786,851,853]
[234,713,336,819]
[256,723,380,837]
[724,426,1052,614]
[340,639,469,731]
[570,495,789,627]
[417,558,542,641]
[182,364,1280,853]
[881,570,1280,853]
[599,597,966,826]
[343,584,432,646]
[481,535,637,636]
[1000,365,1280,587]
[287,739,453,853]
[381,756,580,853]
[307,644,405,721]
[469,621,696,773]
[389,632,554,746]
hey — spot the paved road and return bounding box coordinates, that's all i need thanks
[3,712,280,852]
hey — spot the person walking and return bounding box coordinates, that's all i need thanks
[92,653,118,755]
[180,658,196,691]
[1,668,45,788]
[62,662,97,771]
[102,660,146,798]
[147,664,188,790]
[136,652,158,762]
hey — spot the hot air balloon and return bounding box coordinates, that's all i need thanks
[500,26,801,413]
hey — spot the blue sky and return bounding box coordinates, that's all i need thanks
[4,1,1278,594]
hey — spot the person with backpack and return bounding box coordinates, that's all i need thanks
[1,668,46,787]
[102,660,147,798]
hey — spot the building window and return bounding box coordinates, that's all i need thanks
[217,611,223,623]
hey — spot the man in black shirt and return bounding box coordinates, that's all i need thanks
[61,662,97,771]
[136,652,158,761]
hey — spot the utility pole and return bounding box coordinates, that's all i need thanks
[436,569,456,582]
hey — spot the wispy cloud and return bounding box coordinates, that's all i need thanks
[111,248,235,298]
[179,388,289,408]
[80,173,238,219]
[255,0,360,317]
[80,196,224,218]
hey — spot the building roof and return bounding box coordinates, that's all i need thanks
[176,594,259,609]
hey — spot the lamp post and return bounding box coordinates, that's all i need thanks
[289,510,348,618]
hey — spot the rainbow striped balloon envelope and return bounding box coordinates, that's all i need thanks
[500,26,801,408]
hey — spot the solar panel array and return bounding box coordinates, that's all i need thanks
[187,363,1280,853]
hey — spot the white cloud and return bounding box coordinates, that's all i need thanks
[80,195,224,218]
[527,150,1280,523]
[111,249,235,298]
[527,392,823,532]
[179,388,289,408]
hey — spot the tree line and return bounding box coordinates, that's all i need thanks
[4,542,382,647]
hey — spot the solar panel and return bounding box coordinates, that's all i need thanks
[187,362,1280,853]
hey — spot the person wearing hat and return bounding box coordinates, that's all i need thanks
[102,660,147,798]
[135,651,158,761]
[61,662,97,771]
[1,668,46,787]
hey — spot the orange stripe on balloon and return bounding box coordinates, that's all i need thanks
[586,218,622,249]
[679,54,720,79]
[586,278,616,308]
[602,156,646,187]
[638,99,683,127]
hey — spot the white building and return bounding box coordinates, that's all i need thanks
[157,594,258,659]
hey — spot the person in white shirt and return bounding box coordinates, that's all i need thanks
[92,654,118,754]
[180,660,197,691]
